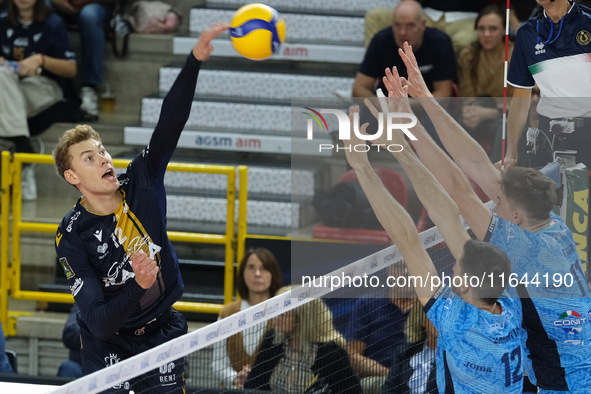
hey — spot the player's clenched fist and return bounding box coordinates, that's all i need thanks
[131,252,159,289]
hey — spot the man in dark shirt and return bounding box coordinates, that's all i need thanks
[353,0,456,99]
[363,0,490,55]
[52,23,229,393]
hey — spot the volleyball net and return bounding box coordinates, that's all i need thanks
[48,212,467,394]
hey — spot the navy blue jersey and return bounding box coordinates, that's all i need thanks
[359,27,456,94]
[425,286,523,393]
[0,12,75,88]
[55,53,202,341]
[507,3,591,118]
[345,297,409,368]
[485,213,591,391]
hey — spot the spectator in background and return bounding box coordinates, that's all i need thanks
[382,300,437,394]
[345,262,413,394]
[47,0,113,118]
[457,5,514,156]
[364,0,490,55]
[0,321,14,374]
[353,0,455,99]
[0,0,77,201]
[245,286,361,394]
[213,248,282,389]
[508,0,540,31]
[57,304,82,379]
[502,0,591,170]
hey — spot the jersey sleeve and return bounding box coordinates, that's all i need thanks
[55,226,147,340]
[46,15,76,61]
[144,52,202,181]
[507,26,536,89]
[424,286,477,344]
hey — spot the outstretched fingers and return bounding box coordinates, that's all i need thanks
[398,42,430,97]
[383,67,406,98]
[193,22,231,61]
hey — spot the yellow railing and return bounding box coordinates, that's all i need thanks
[0,151,248,335]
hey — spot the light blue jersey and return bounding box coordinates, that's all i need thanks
[486,212,591,392]
[425,286,523,393]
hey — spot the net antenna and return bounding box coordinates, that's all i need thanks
[501,0,511,169]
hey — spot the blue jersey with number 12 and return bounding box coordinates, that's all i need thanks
[425,286,523,393]
[486,212,591,392]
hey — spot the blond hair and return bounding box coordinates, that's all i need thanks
[275,286,345,348]
[53,125,101,182]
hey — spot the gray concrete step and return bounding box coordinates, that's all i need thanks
[190,8,364,45]
[159,67,354,99]
[206,0,395,16]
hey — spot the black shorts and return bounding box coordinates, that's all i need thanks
[80,309,188,393]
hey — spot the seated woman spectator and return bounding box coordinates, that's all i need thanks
[245,286,361,394]
[457,5,514,156]
[382,300,437,394]
[0,0,76,200]
[212,248,282,389]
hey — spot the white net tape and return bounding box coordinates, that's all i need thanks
[50,203,490,394]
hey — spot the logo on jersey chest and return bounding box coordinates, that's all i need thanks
[554,310,586,335]
[535,42,546,55]
[576,30,591,46]
[463,361,493,373]
[100,203,162,287]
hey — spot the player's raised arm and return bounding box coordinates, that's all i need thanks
[397,42,501,200]
[375,68,493,241]
[147,23,230,176]
[343,107,437,305]
[363,96,470,261]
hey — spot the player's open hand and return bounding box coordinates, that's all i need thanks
[398,42,431,98]
[193,22,231,61]
[382,66,411,111]
[131,252,159,289]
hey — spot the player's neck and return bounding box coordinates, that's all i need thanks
[545,0,572,23]
[526,218,551,232]
[81,193,121,215]
[476,300,502,315]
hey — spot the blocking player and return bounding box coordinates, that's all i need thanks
[343,105,523,393]
[391,42,591,392]
[52,23,230,392]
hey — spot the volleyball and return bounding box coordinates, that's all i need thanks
[229,3,286,60]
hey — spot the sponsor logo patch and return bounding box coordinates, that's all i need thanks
[59,257,75,279]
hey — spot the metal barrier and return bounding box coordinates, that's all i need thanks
[0,151,248,335]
